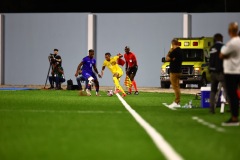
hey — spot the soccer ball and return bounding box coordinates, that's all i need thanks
[107,90,114,96]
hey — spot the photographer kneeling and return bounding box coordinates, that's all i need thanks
[48,63,65,90]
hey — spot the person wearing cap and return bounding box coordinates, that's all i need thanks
[75,49,102,96]
[124,46,139,95]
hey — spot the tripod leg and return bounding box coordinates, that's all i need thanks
[44,64,52,89]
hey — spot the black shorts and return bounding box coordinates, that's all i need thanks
[127,66,138,75]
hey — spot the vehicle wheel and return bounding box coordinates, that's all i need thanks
[198,75,207,89]
[161,82,170,88]
[180,84,186,88]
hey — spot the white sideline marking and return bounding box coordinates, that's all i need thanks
[192,116,225,132]
[162,103,177,110]
[0,109,123,114]
[116,93,183,160]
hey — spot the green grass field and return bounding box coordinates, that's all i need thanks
[0,89,240,160]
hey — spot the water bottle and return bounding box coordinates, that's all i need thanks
[189,100,192,108]
[183,103,188,108]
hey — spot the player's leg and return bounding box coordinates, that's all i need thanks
[113,71,126,96]
[129,66,139,95]
[76,76,83,90]
[210,72,218,113]
[82,71,93,96]
[92,73,100,96]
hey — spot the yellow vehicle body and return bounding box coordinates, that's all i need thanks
[160,37,213,89]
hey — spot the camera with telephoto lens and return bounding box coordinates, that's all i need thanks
[48,53,58,65]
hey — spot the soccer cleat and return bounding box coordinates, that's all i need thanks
[122,93,127,98]
[96,92,100,96]
[134,91,139,95]
[222,118,239,126]
[86,89,91,96]
[127,92,132,95]
[168,102,181,108]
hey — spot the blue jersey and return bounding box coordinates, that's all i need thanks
[81,56,96,73]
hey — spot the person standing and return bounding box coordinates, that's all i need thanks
[124,46,139,95]
[166,38,182,108]
[52,48,62,66]
[101,52,127,98]
[75,49,101,96]
[209,33,228,114]
[220,22,240,126]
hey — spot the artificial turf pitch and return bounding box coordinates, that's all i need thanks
[0,90,240,160]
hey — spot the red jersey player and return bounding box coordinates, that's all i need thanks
[124,46,139,95]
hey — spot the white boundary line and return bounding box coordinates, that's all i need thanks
[0,109,123,114]
[116,93,183,160]
[192,116,225,132]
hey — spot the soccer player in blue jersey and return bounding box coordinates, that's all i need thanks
[75,49,102,96]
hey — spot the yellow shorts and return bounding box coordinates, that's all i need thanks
[112,69,123,78]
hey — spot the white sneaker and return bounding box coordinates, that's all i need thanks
[86,89,91,96]
[168,102,181,108]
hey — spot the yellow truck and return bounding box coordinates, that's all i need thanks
[160,37,213,89]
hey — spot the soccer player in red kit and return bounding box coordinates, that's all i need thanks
[124,46,139,95]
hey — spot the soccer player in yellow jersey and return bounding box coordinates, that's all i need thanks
[101,52,127,97]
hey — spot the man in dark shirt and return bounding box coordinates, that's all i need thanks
[48,48,63,89]
[166,38,182,108]
[209,33,227,114]
[52,49,62,66]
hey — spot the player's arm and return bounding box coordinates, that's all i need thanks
[101,66,106,77]
[75,62,83,77]
[93,64,102,78]
[219,45,232,59]
[117,53,123,58]
[132,54,138,67]
[166,48,175,61]
[55,55,62,64]
[124,56,128,72]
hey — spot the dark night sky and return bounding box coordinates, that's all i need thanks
[0,0,240,13]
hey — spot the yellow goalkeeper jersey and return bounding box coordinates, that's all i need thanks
[103,56,123,75]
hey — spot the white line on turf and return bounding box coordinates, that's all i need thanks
[116,93,183,160]
[0,109,123,114]
[192,116,225,132]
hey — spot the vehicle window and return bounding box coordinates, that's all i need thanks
[181,49,204,61]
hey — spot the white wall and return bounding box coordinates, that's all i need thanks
[4,13,89,85]
[3,12,240,87]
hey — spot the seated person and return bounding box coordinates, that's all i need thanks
[75,69,90,91]
[48,63,66,90]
